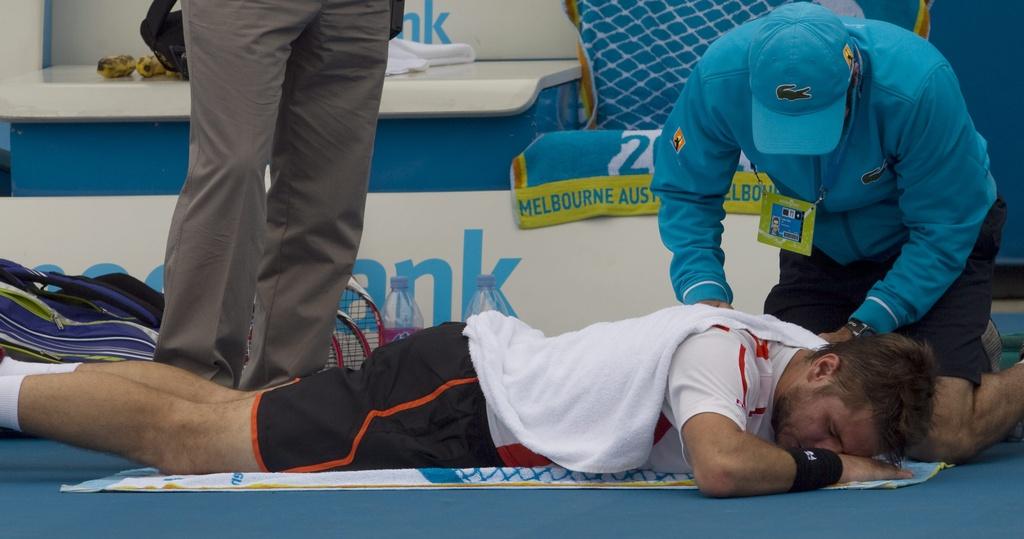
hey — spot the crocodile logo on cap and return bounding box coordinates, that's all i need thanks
[776,84,812,101]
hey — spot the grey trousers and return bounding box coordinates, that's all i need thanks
[155,0,390,390]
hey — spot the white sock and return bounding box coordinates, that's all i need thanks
[0,375,26,431]
[0,358,81,377]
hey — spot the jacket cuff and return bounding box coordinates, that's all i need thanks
[851,297,901,334]
[680,281,731,305]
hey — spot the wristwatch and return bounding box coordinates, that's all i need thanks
[845,319,876,338]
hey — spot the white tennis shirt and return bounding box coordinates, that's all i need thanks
[644,327,799,473]
[480,322,801,472]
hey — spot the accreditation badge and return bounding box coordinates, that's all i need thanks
[757,192,816,256]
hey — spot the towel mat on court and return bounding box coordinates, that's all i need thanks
[62,461,946,493]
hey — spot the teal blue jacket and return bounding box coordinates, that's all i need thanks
[651,17,997,334]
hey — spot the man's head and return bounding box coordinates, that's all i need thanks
[748,2,858,155]
[772,334,936,464]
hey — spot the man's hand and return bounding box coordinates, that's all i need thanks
[837,454,912,484]
[699,300,733,309]
[818,325,853,343]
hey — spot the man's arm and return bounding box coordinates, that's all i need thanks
[651,65,741,306]
[847,65,996,334]
[683,413,910,497]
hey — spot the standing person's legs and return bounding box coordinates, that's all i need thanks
[242,0,390,389]
[156,0,321,387]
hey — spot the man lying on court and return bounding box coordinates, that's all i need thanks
[0,305,935,497]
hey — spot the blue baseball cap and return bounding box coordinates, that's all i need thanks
[749,2,856,155]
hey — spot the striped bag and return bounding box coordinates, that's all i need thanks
[0,261,160,363]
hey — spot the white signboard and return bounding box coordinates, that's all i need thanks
[0,192,778,334]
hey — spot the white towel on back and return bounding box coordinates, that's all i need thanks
[464,305,825,473]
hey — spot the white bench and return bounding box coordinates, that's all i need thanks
[0,59,582,195]
[0,61,581,122]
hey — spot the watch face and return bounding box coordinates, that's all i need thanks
[847,320,871,337]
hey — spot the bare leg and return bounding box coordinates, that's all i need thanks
[18,372,259,474]
[77,361,253,403]
[910,367,1024,463]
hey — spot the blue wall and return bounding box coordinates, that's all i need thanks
[929,3,1024,263]
[0,124,9,151]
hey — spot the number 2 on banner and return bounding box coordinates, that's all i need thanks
[609,131,658,176]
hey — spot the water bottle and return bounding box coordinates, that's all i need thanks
[381,276,424,345]
[462,274,517,321]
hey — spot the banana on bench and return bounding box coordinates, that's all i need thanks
[97,55,181,79]
[136,55,173,78]
[96,55,136,78]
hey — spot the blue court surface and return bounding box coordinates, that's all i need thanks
[2,438,1021,538]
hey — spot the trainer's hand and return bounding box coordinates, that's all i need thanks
[837,454,912,485]
[699,300,733,309]
[819,326,853,343]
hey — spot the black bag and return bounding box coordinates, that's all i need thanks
[0,259,164,330]
[0,259,164,365]
[390,0,406,39]
[140,0,189,79]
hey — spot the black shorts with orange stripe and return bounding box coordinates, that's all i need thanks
[252,322,503,472]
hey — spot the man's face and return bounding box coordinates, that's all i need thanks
[772,383,879,457]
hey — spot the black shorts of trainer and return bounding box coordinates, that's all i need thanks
[764,197,1006,385]
[253,322,503,472]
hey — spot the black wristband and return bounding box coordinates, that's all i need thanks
[787,448,844,492]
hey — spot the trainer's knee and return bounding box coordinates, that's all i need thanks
[910,378,980,463]
[913,421,978,464]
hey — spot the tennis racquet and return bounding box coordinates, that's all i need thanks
[245,278,382,371]
[329,310,371,369]
[324,333,344,370]
[330,277,383,370]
